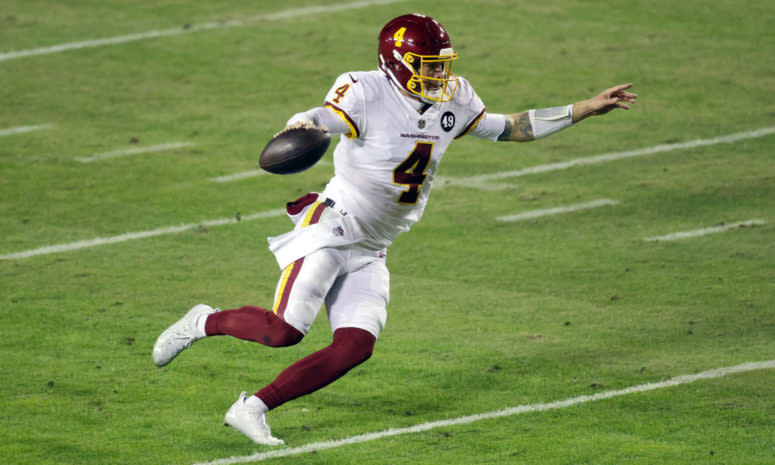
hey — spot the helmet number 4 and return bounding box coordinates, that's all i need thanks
[393,142,433,204]
[393,27,407,48]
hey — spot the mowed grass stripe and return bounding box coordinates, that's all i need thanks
[643,220,766,242]
[0,0,405,62]
[193,360,775,465]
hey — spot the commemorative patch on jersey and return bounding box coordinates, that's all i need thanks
[440,111,456,132]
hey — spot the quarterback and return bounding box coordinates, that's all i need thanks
[152,13,637,445]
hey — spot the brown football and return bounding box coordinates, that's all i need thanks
[259,127,331,175]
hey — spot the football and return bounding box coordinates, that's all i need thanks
[259,127,331,175]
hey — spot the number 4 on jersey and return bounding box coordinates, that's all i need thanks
[393,142,433,204]
[332,84,350,104]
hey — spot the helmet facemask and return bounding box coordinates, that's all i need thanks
[397,48,458,103]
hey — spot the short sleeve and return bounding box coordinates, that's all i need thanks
[323,73,366,139]
[452,77,489,140]
[469,112,506,141]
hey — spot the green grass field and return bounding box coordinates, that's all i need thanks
[1,1,774,464]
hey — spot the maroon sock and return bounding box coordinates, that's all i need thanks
[204,306,303,347]
[256,327,376,410]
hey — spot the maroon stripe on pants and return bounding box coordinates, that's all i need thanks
[307,202,327,225]
[274,257,304,319]
[273,202,328,318]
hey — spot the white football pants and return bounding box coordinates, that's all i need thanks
[271,199,389,338]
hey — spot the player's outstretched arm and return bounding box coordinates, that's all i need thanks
[497,83,637,142]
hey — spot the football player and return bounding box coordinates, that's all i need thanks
[152,13,637,445]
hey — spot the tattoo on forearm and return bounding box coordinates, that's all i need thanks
[498,118,513,141]
[498,112,534,142]
[514,112,534,141]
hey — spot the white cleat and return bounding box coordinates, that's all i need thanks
[224,392,285,446]
[152,304,215,367]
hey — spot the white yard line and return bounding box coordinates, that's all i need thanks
[0,124,53,136]
[438,126,775,190]
[211,161,333,183]
[643,219,765,242]
[212,169,270,183]
[193,360,775,465]
[496,199,619,222]
[0,0,404,62]
[75,142,195,163]
[0,208,286,260]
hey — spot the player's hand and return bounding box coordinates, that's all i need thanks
[573,83,637,122]
[589,83,638,115]
[274,121,329,138]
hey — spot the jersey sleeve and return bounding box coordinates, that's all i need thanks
[323,73,366,139]
[452,77,490,140]
[468,112,506,141]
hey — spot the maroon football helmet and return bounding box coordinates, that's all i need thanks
[378,14,459,103]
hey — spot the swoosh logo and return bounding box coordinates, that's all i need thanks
[349,73,358,83]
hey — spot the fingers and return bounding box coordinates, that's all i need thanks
[601,83,636,98]
[613,94,637,105]
[273,121,326,138]
[605,97,633,111]
[601,83,637,109]
[293,121,314,130]
[273,122,304,138]
[614,89,637,101]
[610,82,633,93]
[611,84,637,101]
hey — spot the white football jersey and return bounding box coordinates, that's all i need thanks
[321,70,492,248]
